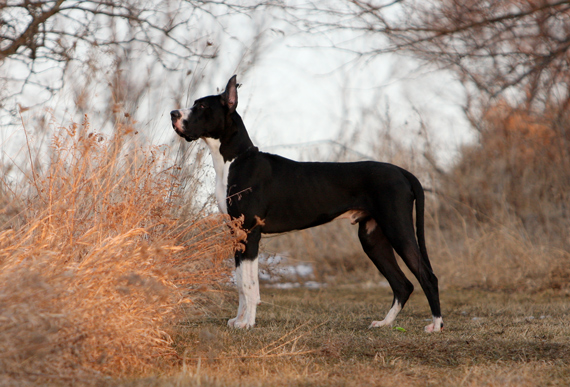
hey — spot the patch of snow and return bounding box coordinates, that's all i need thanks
[230,253,326,289]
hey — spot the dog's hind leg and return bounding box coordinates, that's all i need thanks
[229,228,261,329]
[227,264,246,328]
[358,219,414,328]
[380,215,443,332]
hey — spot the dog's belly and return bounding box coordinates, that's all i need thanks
[259,194,368,233]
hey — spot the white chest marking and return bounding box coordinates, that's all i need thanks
[203,138,233,214]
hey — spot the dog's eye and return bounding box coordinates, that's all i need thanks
[196,103,207,109]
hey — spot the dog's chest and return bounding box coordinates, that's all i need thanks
[203,138,233,214]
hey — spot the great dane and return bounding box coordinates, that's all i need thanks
[170,76,443,332]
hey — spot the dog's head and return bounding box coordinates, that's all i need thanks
[170,75,238,142]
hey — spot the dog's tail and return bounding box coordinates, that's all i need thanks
[400,169,432,271]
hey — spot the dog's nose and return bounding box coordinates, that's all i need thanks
[170,110,181,120]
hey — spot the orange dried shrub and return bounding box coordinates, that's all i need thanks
[431,100,570,290]
[481,100,558,162]
[0,121,242,384]
[446,100,570,226]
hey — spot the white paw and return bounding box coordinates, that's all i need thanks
[227,317,237,328]
[369,320,391,328]
[424,317,443,333]
[232,320,254,329]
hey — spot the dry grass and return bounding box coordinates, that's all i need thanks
[430,101,570,291]
[132,286,570,387]
[0,119,242,385]
[427,197,570,291]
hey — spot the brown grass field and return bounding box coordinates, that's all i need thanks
[1,103,569,386]
[139,285,570,387]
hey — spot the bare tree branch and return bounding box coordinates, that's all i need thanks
[287,0,570,111]
[0,0,270,118]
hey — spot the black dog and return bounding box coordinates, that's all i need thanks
[171,76,443,332]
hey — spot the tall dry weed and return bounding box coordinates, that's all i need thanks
[0,119,242,384]
[426,198,570,291]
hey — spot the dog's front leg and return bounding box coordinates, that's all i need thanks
[235,257,260,328]
[228,258,259,328]
[229,229,261,329]
[228,264,246,327]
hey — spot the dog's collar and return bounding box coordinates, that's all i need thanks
[245,146,259,154]
[235,146,259,161]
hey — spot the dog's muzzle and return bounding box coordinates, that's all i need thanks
[170,110,182,130]
[170,109,198,142]
[170,109,197,141]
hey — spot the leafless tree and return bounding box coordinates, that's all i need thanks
[399,1,570,110]
[297,0,570,112]
[0,0,269,117]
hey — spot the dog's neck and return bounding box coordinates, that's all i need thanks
[215,112,256,163]
[201,111,257,214]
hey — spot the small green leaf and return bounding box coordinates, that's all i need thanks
[394,326,407,332]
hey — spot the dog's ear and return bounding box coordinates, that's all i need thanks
[222,75,238,113]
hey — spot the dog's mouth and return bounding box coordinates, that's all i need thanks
[171,119,198,142]
[172,124,198,142]
[171,118,183,134]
